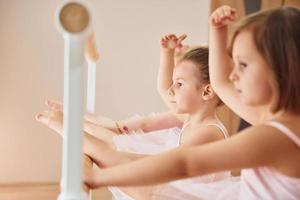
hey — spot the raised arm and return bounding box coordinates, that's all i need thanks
[157,34,187,109]
[209,6,263,125]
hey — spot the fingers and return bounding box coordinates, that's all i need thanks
[210,5,237,27]
[35,111,51,126]
[177,34,187,44]
[84,113,100,124]
[161,34,187,49]
[168,40,177,49]
[161,34,176,44]
[175,44,189,55]
[46,100,63,111]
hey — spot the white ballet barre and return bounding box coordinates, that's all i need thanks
[87,60,96,113]
[85,32,99,114]
[55,0,93,199]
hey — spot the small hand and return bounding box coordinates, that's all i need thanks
[35,100,64,136]
[175,45,190,60]
[210,5,237,28]
[83,167,102,189]
[161,34,187,51]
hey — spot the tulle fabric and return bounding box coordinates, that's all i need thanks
[113,127,181,155]
[153,177,240,200]
[110,115,240,200]
[110,127,182,200]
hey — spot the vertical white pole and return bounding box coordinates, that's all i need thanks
[58,37,87,200]
[85,33,98,114]
[85,33,99,199]
[55,1,91,199]
[86,60,96,113]
[86,60,96,200]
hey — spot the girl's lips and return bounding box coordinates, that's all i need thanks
[234,85,242,93]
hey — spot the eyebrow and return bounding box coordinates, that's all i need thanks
[234,53,250,61]
[173,77,185,81]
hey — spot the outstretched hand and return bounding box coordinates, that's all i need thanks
[210,5,237,28]
[35,100,64,136]
[83,167,102,189]
[160,34,187,52]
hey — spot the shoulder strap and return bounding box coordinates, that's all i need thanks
[266,121,300,147]
[205,123,229,139]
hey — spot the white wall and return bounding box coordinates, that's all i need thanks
[0,0,210,183]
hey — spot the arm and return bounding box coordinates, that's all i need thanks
[85,123,226,171]
[85,111,183,133]
[157,34,187,111]
[83,133,148,168]
[45,100,183,134]
[209,6,263,125]
[84,125,289,188]
[36,100,117,145]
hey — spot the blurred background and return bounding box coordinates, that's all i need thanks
[0,0,298,192]
[0,0,210,184]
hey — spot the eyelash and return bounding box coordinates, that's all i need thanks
[239,62,247,70]
[174,82,183,88]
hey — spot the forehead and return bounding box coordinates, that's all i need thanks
[173,60,199,78]
[232,29,272,70]
[232,29,258,60]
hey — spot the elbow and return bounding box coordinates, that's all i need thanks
[157,84,167,97]
[157,84,163,96]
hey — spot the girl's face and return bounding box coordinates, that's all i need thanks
[168,60,204,114]
[230,29,278,107]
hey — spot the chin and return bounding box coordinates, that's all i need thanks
[242,97,264,107]
[175,108,186,114]
[238,94,252,105]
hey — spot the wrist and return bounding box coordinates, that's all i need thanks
[161,48,175,54]
[115,121,130,134]
[115,121,122,134]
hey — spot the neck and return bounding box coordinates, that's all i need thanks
[270,110,300,122]
[259,106,300,123]
[188,106,217,127]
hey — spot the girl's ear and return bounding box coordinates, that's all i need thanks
[202,84,216,100]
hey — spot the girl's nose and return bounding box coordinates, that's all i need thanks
[167,85,174,96]
[229,69,238,82]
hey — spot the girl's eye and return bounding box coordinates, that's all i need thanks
[174,82,183,88]
[239,62,247,70]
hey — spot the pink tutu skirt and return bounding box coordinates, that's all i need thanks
[110,127,241,200]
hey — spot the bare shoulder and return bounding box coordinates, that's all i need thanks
[180,124,300,177]
[232,124,300,168]
[181,125,225,147]
[262,121,300,176]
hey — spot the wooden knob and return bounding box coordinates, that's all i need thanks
[59,2,89,33]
